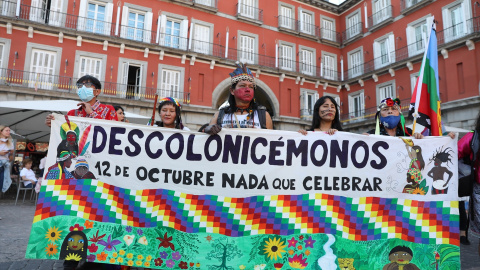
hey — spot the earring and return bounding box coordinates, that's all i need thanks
[81,247,83,251]
[67,247,69,250]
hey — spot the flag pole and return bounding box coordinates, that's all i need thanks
[150,94,158,126]
[412,18,436,134]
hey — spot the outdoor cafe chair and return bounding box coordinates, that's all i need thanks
[14,175,35,205]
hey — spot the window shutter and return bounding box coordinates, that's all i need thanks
[373,42,381,68]
[30,0,41,22]
[179,19,188,50]
[388,35,395,63]
[48,0,63,26]
[348,95,353,117]
[155,15,161,43]
[300,91,305,117]
[120,62,129,98]
[144,12,153,43]
[120,6,129,38]
[159,15,167,46]
[77,0,88,31]
[105,3,113,35]
[359,92,365,116]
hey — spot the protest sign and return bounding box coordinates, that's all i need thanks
[26,114,460,269]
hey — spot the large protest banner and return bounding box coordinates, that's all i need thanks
[27,114,460,269]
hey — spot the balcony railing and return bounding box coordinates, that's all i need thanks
[299,20,318,37]
[277,15,298,32]
[342,22,363,42]
[400,0,433,14]
[437,19,478,46]
[320,28,341,43]
[0,0,17,17]
[236,3,263,23]
[340,98,411,124]
[368,5,393,31]
[0,68,190,103]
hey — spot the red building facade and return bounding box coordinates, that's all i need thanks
[0,0,479,134]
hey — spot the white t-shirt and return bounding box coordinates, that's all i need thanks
[39,157,47,170]
[220,111,261,129]
[20,168,37,187]
[0,140,13,160]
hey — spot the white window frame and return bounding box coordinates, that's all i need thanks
[238,0,258,19]
[117,57,148,100]
[373,32,395,69]
[0,38,11,71]
[157,12,188,50]
[347,46,363,79]
[237,30,258,65]
[406,15,432,57]
[299,8,315,35]
[73,51,107,81]
[30,0,68,26]
[345,9,361,40]
[195,0,213,7]
[77,0,113,35]
[376,80,396,104]
[120,3,153,43]
[300,88,319,119]
[190,19,214,55]
[278,2,295,30]
[348,90,365,119]
[442,0,472,43]
[321,15,336,41]
[278,40,295,72]
[299,46,316,76]
[410,73,419,94]
[24,43,62,91]
[1,0,16,16]
[158,64,185,102]
[321,51,337,80]
[372,0,391,25]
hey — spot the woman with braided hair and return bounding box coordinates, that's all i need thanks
[156,97,190,131]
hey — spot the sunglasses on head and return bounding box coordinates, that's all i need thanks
[76,82,94,88]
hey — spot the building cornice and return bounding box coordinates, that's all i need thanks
[296,0,363,14]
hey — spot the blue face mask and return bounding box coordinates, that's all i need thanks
[380,115,401,129]
[77,86,95,102]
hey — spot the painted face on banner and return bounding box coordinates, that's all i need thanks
[232,80,255,102]
[388,251,412,265]
[67,234,85,251]
[75,166,88,178]
[160,104,177,127]
[319,98,336,121]
[67,133,76,146]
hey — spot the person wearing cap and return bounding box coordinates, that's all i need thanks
[155,97,190,130]
[364,97,423,139]
[72,158,96,179]
[204,62,273,135]
[45,75,118,127]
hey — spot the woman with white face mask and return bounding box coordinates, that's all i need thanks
[45,75,118,127]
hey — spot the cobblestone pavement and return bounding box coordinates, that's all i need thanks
[1,198,479,270]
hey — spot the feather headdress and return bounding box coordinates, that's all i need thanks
[229,62,255,86]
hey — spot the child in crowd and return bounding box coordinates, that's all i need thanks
[20,159,37,188]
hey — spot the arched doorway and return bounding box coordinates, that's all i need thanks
[211,78,279,118]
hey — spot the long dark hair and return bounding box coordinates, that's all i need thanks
[223,82,259,114]
[412,145,425,170]
[310,96,343,131]
[156,100,184,129]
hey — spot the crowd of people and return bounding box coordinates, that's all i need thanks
[0,62,478,269]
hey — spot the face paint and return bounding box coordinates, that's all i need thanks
[233,87,254,102]
[67,133,76,146]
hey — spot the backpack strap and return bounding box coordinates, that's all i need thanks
[216,108,226,126]
[257,105,267,129]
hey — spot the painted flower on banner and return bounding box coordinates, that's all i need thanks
[126,226,132,232]
[89,230,106,243]
[157,232,175,250]
[178,261,188,269]
[144,261,151,267]
[109,258,116,264]
[205,235,213,242]
[288,249,295,255]
[137,254,144,260]
[84,220,93,229]
[119,250,125,256]
[127,253,134,259]
[87,243,98,253]
[159,251,168,259]
[262,237,287,260]
[196,263,201,267]
[305,250,311,256]
[172,251,182,261]
[288,254,308,269]
[137,229,143,235]
[254,264,266,270]
[97,252,107,261]
[287,237,298,248]
[98,235,122,251]
[274,263,284,270]
[70,224,84,232]
[154,258,164,266]
[298,245,303,250]
[138,236,148,245]
[127,260,134,266]
[112,252,118,258]
[166,259,175,268]
[117,257,124,263]
[45,243,58,256]
[146,255,152,261]
[239,265,246,270]
[298,235,304,240]
[123,235,134,246]
[135,260,142,266]
[87,254,96,262]
[45,226,62,242]
[304,236,316,248]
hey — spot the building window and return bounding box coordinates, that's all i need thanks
[299,9,314,35]
[78,57,102,79]
[117,58,148,100]
[300,89,319,119]
[373,33,394,69]
[158,64,185,102]
[0,43,4,69]
[348,90,364,118]
[29,49,57,90]
[238,0,257,19]
[77,0,113,35]
[406,16,432,57]
[372,0,391,25]
[1,0,16,16]
[195,0,213,6]
[347,47,363,79]
[158,13,188,50]
[30,0,67,26]
[120,5,153,43]
[410,73,419,93]
[238,31,257,64]
[442,1,471,42]
[345,9,361,40]
[279,41,295,71]
[376,80,396,104]
[279,4,294,29]
[322,53,337,80]
[299,46,315,76]
[321,16,336,41]
[192,22,212,55]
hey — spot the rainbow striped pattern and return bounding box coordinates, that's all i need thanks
[34,179,459,245]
